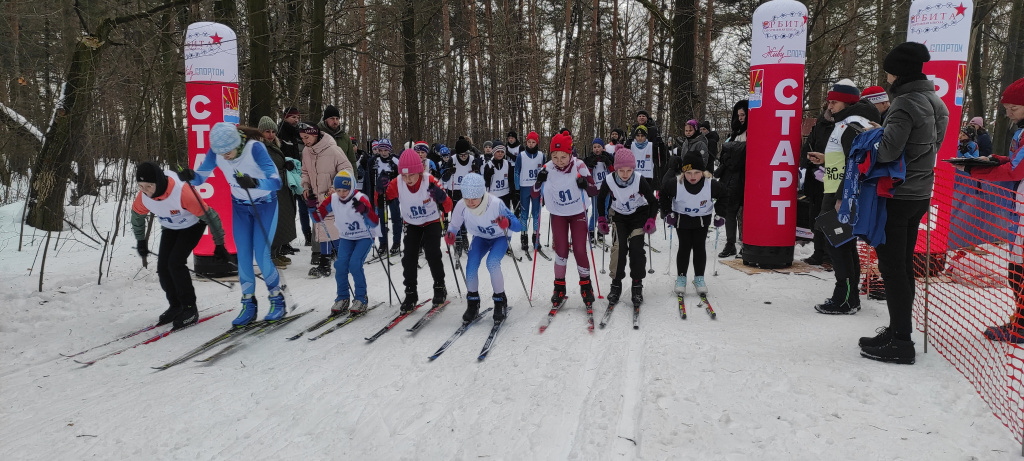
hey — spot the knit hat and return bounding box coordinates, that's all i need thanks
[282,107,299,117]
[413,141,430,154]
[460,173,486,199]
[322,105,341,120]
[483,140,494,149]
[210,122,242,155]
[258,116,277,132]
[614,146,634,170]
[592,138,604,147]
[455,136,472,154]
[633,125,648,138]
[862,86,889,104]
[398,149,424,174]
[492,144,506,154]
[377,138,393,152]
[699,121,712,131]
[883,42,930,77]
[507,130,518,140]
[636,110,650,119]
[526,131,540,143]
[550,131,573,154]
[300,123,319,137]
[827,79,861,104]
[1001,78,1024,106]
[439,145,451,157]
[371,140,380,150]
[333,170,353,191]
[686,119,699,129]
[970,116,985,127]
[961,125,977,140]
[680,151,705,172]
[135,161,164,184]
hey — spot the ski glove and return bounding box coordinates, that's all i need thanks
[213,244,230,262]
[306,197,318,210]
[137,240,149,259]
[597,217,610,235]
[534,168,549,186]
[353,199,369,215]
[376,174,390,193]
[576,176,589,190]
[665,212,677,228]
[643,218,657,234]
[496,216,510,230]
[235,173,259,189]
[428,183,448,204]
[444,232,457,246]
[284,161,296,171]
[175,168,196,182]
[713,215,726,228]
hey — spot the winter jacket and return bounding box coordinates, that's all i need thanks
[969,124,1024,262]
[659,175,726,229]
[714,141,746,209]
[301,134,354,242]
[317,120,355,166]
[674,134,710,170]
[595,175,659,230]
[264,139,297,247]
[977,130,994,157]
[277,120,304,161]
[839,128,908,246]
[877,77,949,200]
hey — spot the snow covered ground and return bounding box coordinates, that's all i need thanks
[0,199,1020,460]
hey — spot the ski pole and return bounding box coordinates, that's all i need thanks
[712,222,721,277]
[529,231,540,301]
[504,228,533,308]
[588,232,603,299]
[664,225,674,275]
[444,232,464,298]
[142,250,235,290]
[375,245,400,304]
[647,233,655,274]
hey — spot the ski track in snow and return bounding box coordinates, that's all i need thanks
[0,201,1020,459]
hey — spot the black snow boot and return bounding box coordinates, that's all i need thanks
[158,305,183,326]
[303,231,312,247]
[433,282,447,306]
[551,278,567,304]
[579,277,595,304]
[860,337,916,365]
[492,292,508,322]
[463,292,481,322]
[606,279,623,304]
[401,287,418,313]
[172,304,199,329]
[859,326,894,349]
[630,279,644,306]
[521,233,529,252]
[718,245,737,258]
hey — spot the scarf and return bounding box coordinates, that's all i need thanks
[634,140,649,150]
[682,175,705,195]
[613,172,635,188]
[468,192,490,216]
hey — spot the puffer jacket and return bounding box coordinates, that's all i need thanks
[301,134,353,241]
[877,77,949,200]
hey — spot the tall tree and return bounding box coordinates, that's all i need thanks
[246,0,274,126]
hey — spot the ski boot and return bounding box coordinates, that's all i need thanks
[233,296,258,326]
[463,292,481,322]
[533,233,540,250]
[310,250,321,265]
[173,304,198,329]
[400,287,418,313]
[580,277,595,304]
[607,279,623,304]
[390,246,402,257]
[265,291,287,321]
[158,305,182,326]
[674,276,687,295]
[521,233,529,252]
[331,299,351,316]
[493,292,508,322]
[551,278,567,304]
[692,276,708,295]
[433,282,448,306]
[630,279,644,305]
[349,299,369,315]
[589,231,596,245]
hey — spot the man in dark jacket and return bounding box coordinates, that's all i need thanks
[318,105,355,166]
[801,105,833,267]
[278,106,311,245]
[859,42,949,365]
[805,81,881,315]
[627,110,667,183]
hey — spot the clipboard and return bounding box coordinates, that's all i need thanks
[815,209,855,247]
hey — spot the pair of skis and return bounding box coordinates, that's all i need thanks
[71,309,233,366]
[428,307,509,360]
[597,300,640,330]
[365,298,450,342]
[288,302,385,341]
[678,293,717,320]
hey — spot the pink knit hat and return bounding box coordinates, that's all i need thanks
[398,148,424,175]
[970,116,984,127]
[614,146,635,170]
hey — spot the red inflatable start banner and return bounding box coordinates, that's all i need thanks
[743,0,807,268]
[184,22,239,259]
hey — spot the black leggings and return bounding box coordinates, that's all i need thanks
[821,193,860,281]
[402,221,445,290]
[157,222,207,308]
[875,198,929,341]
[676,225,709,277]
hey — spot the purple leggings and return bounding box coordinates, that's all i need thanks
[550,212,591,279]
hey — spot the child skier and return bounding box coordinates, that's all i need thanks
[660,152,724,297]
[188,122,288,325]
[532,131,599,305]
[314,170,381,315]
[384,149,454,312]
[444,173,523,322]
[450,137,484,251]
[596,147,659,305]
[515,131,545,251]
[372,139,402,256]
[584,138,614,244]
[132,161,229,328]
[629,126,655,180]
[484,143,513,210]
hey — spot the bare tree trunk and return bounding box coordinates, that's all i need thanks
[247,0,274,126]
[669,0,697,135]
[307,0,326,119]
[401,0,421,140]
[283,0,304,105]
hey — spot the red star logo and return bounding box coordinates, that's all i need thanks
[211,33,222,44]
[955,3,967,16]
[802,15,808,25]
